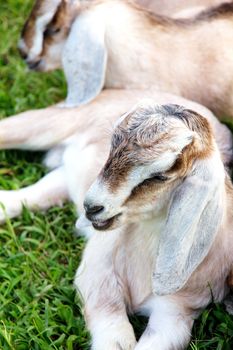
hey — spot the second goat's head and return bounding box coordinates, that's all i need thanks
[18,0,86,71]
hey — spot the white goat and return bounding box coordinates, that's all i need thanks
[0,90,232,224]
[18,0,233,119]
[75,102,233,350]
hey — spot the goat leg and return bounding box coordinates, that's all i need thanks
[0,167,68,223]
[0,106,82,150]
[135,295,194,350]
[74,232,137,350]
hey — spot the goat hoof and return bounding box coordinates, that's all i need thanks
[224,293,233,315]
[0,191,22,223]
[92,321,136,350]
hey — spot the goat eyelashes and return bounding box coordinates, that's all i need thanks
[136,173,169,190]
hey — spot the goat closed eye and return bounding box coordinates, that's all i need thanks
[147,173,168,182]
[44,27,61,37]
[133,173,168,192]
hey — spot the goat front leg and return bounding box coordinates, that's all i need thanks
[75,233,136,350]
[0,107,82,151]
[136,295,193,350]
[0,167,68,222]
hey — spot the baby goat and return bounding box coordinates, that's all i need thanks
[19,0,233,119]
[75,103,233,350]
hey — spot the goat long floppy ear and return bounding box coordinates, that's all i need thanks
[153,156,224,295]
[62,11,107,107]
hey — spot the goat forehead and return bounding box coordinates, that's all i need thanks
[113,118,186,151]
[102,109,192,188]
[100,146,178,194]
[102,130,181,183]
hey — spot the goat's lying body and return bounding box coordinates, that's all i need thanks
[19,0,233,118]
[0,89,232,223]
[75,103,233,350]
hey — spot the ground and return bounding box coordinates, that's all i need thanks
[0,1,233,349]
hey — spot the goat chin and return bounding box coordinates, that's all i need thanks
[0,89,233,349]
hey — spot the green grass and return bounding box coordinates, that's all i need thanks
[0,1,233,349]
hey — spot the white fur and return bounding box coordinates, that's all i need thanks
[135,296,192,350]
[91,316,136,350]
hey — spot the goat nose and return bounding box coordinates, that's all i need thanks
[19,51,27,60]
[27,60,41,70]
[84,203,104,217]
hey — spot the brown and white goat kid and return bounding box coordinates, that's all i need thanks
[19,0,233,118]
[0,90,232,223]
[75,103,233,350]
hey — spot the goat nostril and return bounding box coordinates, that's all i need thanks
[84,204,104,216]
[20,51,27,60]
[28,60,41,70]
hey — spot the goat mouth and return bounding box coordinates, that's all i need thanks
[92,214,121,231]
[26,59,45,72]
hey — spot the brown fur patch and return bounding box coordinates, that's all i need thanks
[100,136,134,192]
[167,106,214,159]
[21,0,44,48]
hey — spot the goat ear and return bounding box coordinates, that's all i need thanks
[62,12,107,107]
[153,156,224,295]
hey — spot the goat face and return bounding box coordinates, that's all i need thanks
[18,0,76,71]
[83,103,213,231]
